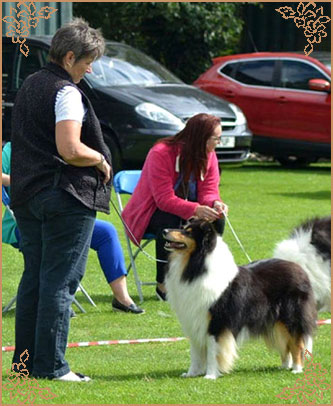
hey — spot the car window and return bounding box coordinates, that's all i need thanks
[87,42,182,87]
[14,45,48,90]
[220,63,236,78]
[234,60,275,87]
[2,42,16,93]
[280,60,327,90]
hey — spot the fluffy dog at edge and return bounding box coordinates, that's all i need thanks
[163,219,317,380]
[273,216,331,312]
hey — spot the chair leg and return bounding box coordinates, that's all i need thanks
[125,239,157,299]
[131,263,144,303]
[78,283,97,307]
[72,297,86,313]
[2,295,17,314]
[124,236,144,303]
[2,294,89,314]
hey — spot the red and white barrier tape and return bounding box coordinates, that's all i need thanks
[316,318,331,325]
[2,336,186,352]
[2,321,330,352]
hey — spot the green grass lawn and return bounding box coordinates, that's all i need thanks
[2,161,331,404]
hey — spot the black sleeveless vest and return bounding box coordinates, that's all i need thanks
[10,62,112,214]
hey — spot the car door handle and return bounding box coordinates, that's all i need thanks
[277,96,287,103]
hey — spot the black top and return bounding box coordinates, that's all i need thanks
[10,62,112,213]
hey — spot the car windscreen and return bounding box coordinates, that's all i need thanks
[86,42,183,87]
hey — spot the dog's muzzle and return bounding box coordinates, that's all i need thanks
[163,229,187,251]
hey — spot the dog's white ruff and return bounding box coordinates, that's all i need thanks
[166,237,239,379]
[274,228,331,312]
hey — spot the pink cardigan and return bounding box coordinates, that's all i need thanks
[122,142,222,245]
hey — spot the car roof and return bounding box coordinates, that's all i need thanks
[213,52,321,64]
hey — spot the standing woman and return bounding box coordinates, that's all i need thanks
[10,19,111,382]
[122,113,228,300]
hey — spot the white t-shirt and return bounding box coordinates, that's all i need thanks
[54,86,87,124]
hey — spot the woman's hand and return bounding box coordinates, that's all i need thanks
[96,155,112,184]
[213,201,228,217]
[56,121,111,184]
[194,205,221,221]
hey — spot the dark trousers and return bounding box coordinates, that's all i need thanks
[13,187,96,378]
[146,209,225,283]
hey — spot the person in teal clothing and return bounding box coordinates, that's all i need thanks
[2,142,18,246]
[2,142,143,314]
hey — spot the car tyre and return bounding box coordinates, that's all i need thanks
[104,134,122,174]
[275,156,315,168]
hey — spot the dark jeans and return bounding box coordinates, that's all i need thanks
[12,187,96,378]
[146,209,225,283]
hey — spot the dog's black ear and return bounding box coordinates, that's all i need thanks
[187,216,198,224]
[201,221,217,251]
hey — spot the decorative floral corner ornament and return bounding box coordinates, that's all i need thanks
[2,349,57,405]
[275,1,331,56]
[276,350,331,405]
[2,1,58,57]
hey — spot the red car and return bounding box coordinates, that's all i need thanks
[194,52,331,166]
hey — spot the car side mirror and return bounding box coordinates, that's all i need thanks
[308,78,331,93]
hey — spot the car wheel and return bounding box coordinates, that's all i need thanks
[275,156,315,168]
[104,134,122,174]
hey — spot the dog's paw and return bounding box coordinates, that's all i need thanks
[204,373,218,380]
[181,370,204,378]
[181,372,198,378]
[291,364,303,374]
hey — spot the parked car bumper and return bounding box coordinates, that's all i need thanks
[216,133,252,163]
[120,128,252,165]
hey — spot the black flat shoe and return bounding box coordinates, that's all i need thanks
[112,298,145,314]
[156,287,167,301]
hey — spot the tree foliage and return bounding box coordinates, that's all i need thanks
[73,2,244,83]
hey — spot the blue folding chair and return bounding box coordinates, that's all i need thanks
[1,185,95,314]
[113,170,156,303]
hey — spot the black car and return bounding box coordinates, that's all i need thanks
[3,36,252,172]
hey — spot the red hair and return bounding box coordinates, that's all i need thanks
[158,113,221,182]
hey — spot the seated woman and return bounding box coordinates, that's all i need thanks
[122,113,228,300]
[2,142,143,314]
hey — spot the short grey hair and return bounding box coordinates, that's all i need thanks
[50,18,105,64]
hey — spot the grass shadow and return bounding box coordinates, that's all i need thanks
[269,190,331,200]
[93,365,289,382]
[1,309,16,319]
[93,369,186,382]
[232,365,290,375]
[225,163,331,174]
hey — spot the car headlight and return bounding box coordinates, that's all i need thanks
[228,103,247,126]
[135,102,184,126]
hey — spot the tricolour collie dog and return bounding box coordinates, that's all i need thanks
[163,219,317,380]
[274,216,331,312]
